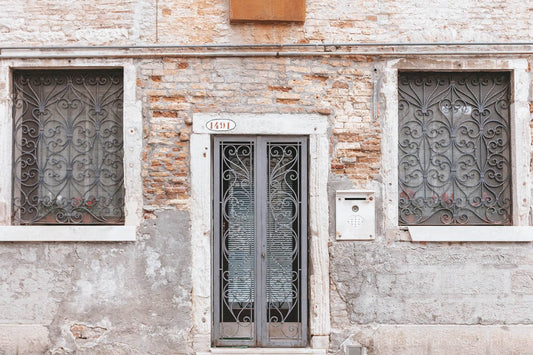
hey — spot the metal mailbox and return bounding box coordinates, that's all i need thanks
[336,190,375,241]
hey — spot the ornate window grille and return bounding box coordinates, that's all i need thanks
[398,72,512,225]
[12,69,125,225]
[213,136,307,347]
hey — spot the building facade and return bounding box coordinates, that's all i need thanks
[0,1,533,354]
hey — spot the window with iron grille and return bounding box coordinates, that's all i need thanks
[12,69,125,225]
[213,136,307,347]
[398,72,512,225]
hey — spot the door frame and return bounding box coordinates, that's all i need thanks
[190,113,330,352]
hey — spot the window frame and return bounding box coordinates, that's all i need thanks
[381,59,533,242]
[0,60,142,241]
[190,113,330,354]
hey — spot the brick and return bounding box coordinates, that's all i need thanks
[268,86,292,92]
[161,96,186,103]
[332,81,349,89]
[152,111,178,118]
[304,74,328,82]
[276,98,300,105]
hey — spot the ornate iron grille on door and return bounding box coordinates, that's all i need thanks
[213,136,307,347]
[398,72,512,225]
[12,69,124,225]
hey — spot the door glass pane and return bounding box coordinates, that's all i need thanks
[218,141,255,340]
[265,141,303,342]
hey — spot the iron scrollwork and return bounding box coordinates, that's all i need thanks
[398,72,512,225]
[219,142,255,340]
[266,142,302,342]
[12,69,125,225]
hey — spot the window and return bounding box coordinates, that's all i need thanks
[230,0,306,22]
[213,136,307,347]
[12,69,124,225]
[398,72,512,226]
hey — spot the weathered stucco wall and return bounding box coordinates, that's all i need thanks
[1,0,533,354]
[329,241,533,347]
[0,209,192,353]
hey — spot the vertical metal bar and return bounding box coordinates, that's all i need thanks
[11,76,22,225]
[300,137,308,347]
[508,72,514,223]
[255,136,266,347]
[212,136,222,345]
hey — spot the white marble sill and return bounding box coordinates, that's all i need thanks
[0,225,136,241]
[408,226,533,242]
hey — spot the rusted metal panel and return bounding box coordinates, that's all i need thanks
[230,0,306,22]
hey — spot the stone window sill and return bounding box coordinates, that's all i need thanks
[0,225,136,242]
[408,226,533,242]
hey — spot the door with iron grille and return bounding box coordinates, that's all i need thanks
[213,136,308,347]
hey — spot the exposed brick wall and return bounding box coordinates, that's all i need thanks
[138,60,192,210]
[0,1,139,45]
[326,59,380,181]
[1,0,531,46]
[138,56,380,210]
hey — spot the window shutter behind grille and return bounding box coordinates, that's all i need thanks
[227,184,255,303]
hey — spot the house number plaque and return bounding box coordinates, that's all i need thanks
[206,119,236,132]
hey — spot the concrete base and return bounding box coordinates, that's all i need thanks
[343,325,533,355]
[0,325,50,353]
